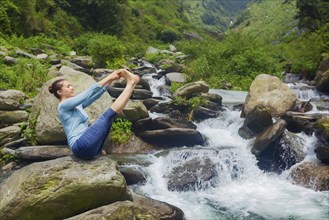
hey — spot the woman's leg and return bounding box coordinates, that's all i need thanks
[71,108,117,159]
[110,70,140,113]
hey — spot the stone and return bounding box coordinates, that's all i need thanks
[29,66,113,144]
[0,125,21,146]
[15,145,71,160]
[0,110,29,125]
[290,162,329,191]
[66,201,159,220]
[315,146,329,164]
[121,100,149,122]
[174,81,209,98]
[0,156,132,220]
[0,90,27,111]
[242,74,296,117]
[137,128,205,147]
[315,69,329,94]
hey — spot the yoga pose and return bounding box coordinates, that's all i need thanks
[49,69,140,159]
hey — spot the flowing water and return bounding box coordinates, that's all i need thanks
[131,74,329,220]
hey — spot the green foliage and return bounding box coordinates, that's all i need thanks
[0,152,15,165]
[74,33,126,67]
[170,82,184,93]
[0,58,50,97]
[158,28,180,43]
[296,0,329,31]
[23,109,40,146]
[110,118,133,144]
[177,32,282,90]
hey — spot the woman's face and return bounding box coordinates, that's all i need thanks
[59,80,74,99]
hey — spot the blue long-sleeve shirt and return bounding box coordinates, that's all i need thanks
[58,83,109,147]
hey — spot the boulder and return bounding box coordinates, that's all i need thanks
[66,201,159,220]
[314,146,329,164]
[0,110,29,125]
[251,119,287,156]
[29,66,113,144]
[132,193,185,220]
[290,162,329,191]
[315,115,329,144]
[137,128,205,147]
[0,156,132,220]
[121,100,149,122]
[315,69,329,94]
[282,112,318,135]
[0,125,21,147]
[242,74,296,117]
[165,72,187,83]
[238,104,273,139]
[167,157,216,191]
[0,90,27,111]
[15,145,71,161]
[104,133,159,154]
[174,81,209,98]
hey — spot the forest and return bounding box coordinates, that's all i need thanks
[0,0,328,95]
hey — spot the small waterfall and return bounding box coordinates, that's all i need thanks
[287,83,321,101]
[132,72,329,219]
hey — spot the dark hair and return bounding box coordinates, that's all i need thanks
[48,79,66,99]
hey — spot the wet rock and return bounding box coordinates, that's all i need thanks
[142,98,163,109]
[282,112,318,135]
[132,193,185,220]
[119,166,147,185]
[251,119,287,156]
[193,106,219,122]
[315,115,329,144]
[314,146,329,164]
[66,201,159,220]
[291,100,313,113]
[165,72,187,83]
[167,157,216,191]
[137,128,205,148]
[290,162,329,191]
[238,104,273,139]
[315,69,329,94]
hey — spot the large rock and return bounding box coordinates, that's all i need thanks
[242,74,296,117]
[167,157,216,191]
[315,115,329,144]
[315,69,329,94]
[29,66,113,144]
[290,162,329,191]
[137,128,205,147]
[251,119,287,156]
[0,110,29,125]
[15,145,71,161]
[66,201,159,220]
[238,104,273,139]
[0,125,21,147]
[174,81,209,98]
[0,156,132,220]
[0,90,27,110]
[121,100,149,122]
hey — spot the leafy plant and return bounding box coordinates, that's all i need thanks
[23,109,40,146]
[110,118,133,144]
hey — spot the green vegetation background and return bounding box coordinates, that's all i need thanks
[0,0,328,96]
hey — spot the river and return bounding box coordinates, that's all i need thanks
[130,73,329,220]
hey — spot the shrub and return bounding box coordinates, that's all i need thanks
[88,34,126,68]
[158,28,179,43]
[110,118,133,144]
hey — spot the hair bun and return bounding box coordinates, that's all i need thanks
[48,84,53,94]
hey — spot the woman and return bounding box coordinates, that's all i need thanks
[48,69,140,159]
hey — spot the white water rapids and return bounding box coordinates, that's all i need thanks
[131,74,329,220]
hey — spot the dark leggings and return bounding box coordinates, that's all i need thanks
[71,108,117,159]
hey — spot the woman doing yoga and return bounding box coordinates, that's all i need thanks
[48,69,140,159]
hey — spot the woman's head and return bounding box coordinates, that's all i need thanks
[48,79,74,100]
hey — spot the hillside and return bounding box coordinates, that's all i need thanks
[181,0,253,32]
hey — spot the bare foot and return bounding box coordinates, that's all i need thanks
[120,69,140,85]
